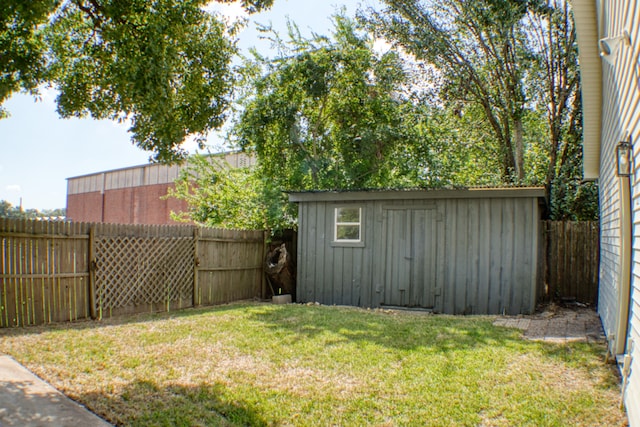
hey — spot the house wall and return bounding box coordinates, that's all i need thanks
[293,190,542,315]
[595,1,640,423]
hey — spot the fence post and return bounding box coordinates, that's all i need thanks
[88,225,97,319]
[261,230,268,300]
[193,226,200,307]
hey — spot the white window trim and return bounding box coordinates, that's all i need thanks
[333,206,364,247]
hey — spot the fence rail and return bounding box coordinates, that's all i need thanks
[540,220,600,305]
[0,218,266,327]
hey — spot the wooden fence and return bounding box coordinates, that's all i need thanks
[540,221,600,305]
[0,218,266,327]
[1,217,600,326]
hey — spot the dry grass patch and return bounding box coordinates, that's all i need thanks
[0,302,627,426]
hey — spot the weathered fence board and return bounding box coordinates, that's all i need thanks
[541,221,599,305]
[196,228,265,306]
[1,219,266,327]
[0,219,91,327]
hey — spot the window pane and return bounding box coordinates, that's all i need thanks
[337,225,360,240]
[337,207,360,223]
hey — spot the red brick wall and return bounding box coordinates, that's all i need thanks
[66,184,189,225]
[66,192,104,223]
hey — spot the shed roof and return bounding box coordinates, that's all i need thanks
[288,187,546,202]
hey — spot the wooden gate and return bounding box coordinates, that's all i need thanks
[0,219,91,327]
[541,221,599,305]
[383,208,440,308]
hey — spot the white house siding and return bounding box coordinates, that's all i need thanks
[587,0,640,423]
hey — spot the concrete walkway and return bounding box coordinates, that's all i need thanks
[493,305,604,343]
[0,355,111,427]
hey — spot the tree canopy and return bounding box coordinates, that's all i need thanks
[172,3,597,230]
[364,0,533,182]
[231,14,453,192]
[10,1,594,225]
[171,15,462,230]
[0,200,65,219]
[363,0,597,219]
[1,0,273,162]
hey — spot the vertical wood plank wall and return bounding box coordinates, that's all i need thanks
[0,219,91,327]
[196,228,264,306]
[0,219,265,327]
[297,196,542,315]
[541,221,600,305]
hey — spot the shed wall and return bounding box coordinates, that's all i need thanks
[296,195,540,315]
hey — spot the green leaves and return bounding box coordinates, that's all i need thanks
[0,0,58,117]
[1,0,274,162]
[233,14,439,192]
[45,0,236,162]
[0,200,65,219]
[363,0,596,219]
[168,154,296,233]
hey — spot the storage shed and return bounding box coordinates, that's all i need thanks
[289,188,545,315]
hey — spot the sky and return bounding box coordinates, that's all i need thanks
[0,0,381,210]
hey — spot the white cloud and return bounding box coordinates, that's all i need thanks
[204,2,248,24]
[373,38,392,54]
[181,134,203,153]
[6,184,22,193]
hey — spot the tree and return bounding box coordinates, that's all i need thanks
[364,0,532,183]
[0,0,55,118]
[167,155,296,233]
[363,0,597,219]
[170,15,462,231]
[232,15,445,191]
[0,200,66,219]
[1,0,273,162]
[526,0,597,219]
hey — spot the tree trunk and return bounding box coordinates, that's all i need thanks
[265,243,296,299]
[514,117,525,181]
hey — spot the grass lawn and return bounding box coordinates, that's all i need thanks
[0,302,627,426]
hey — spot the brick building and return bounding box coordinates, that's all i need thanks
[66,151,255,225]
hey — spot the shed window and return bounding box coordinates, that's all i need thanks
[334,207,362,242]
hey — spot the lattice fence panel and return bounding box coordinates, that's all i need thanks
[94,235,194,313]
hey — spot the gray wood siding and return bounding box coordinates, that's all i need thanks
[294,191,541,315]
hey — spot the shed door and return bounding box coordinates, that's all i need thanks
[383,208,438,308]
